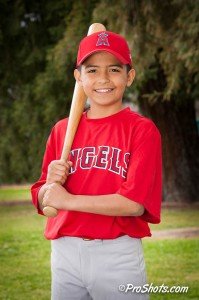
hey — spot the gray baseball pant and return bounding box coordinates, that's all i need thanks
[51,235,149,300]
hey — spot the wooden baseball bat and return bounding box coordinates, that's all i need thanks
[43,23,106,217]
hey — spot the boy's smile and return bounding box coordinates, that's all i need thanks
[74,52,135,118]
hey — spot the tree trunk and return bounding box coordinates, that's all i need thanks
[139,96,199,203]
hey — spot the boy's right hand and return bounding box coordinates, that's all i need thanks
[46,160,72,186]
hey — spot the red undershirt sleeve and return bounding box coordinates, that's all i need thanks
[117,120,162,223]
[31,126,56,215]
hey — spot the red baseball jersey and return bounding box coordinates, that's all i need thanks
[31,107,162,239]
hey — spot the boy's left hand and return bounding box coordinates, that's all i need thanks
[42,183,72,211]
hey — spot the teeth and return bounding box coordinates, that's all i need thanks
[95,89,113,93]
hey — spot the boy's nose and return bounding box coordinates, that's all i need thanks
[97,71,110,84]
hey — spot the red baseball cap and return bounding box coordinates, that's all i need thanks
[76,31,132,67]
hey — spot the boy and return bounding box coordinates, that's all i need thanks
[31,30,162,300]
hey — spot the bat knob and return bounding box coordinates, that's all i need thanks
[43,206,58,217]
[88,23,106,35]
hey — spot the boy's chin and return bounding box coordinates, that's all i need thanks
[89,99,123,108]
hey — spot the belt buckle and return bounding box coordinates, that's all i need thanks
[82,238,94,241]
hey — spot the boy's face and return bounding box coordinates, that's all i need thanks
[74,52,135,110]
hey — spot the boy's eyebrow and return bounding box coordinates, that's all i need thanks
[85,64,123,69]
[109,64,123,68]
[85,64,99,69]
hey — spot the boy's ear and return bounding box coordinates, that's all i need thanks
[74,68,83,86]
[126,68,136,87]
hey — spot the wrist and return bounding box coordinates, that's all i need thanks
[46,178,54,185]
[66,193,76,211]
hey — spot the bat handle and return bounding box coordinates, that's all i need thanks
[43,205,58,217]
[42,23,106,218]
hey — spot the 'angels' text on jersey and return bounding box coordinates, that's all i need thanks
[69,146,130,179]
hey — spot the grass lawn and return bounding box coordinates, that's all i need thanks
[0,204,198,299]
[0,186,31,202]
[150,207,199,231]
[143,239,198,299]
[0,205,50,300]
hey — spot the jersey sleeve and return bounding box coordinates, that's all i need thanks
[31,126,56,215]
[117,120,162,223]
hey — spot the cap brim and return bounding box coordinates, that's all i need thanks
[77,48,130,67]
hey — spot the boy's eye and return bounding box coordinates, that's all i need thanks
[110,68,120,72]
[87,69,96,73]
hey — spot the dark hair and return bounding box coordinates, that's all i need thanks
[126,64,132,73]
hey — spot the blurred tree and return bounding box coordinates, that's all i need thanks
[92,0,199,202]
[0,0,97,182]
[0,0,74,182]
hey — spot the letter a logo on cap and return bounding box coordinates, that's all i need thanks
[96,32,110,46]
